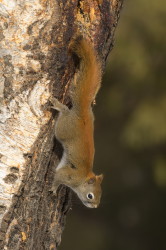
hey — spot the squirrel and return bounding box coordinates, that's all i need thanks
[50,36,103,208]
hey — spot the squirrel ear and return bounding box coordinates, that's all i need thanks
[96,174,104,184]
[87,177,96,184]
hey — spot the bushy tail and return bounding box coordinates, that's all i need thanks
[69,36,102,108]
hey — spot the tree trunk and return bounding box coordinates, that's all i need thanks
[0,0,123,249]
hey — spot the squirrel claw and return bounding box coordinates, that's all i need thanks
[49,190,58,197]
[50,97,58,104]
[49,183,59,195]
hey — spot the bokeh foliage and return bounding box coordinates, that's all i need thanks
[60,0,166,249]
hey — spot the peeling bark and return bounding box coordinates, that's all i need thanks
[0,0,123,249]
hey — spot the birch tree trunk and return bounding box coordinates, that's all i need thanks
[0,0,123,249]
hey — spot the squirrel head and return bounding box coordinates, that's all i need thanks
[73,173,103,208]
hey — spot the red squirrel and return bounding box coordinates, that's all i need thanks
[50,37,103,208]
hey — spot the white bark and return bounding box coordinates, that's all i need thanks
[0,0,57,226]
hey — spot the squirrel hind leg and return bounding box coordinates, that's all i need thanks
[50,97,69,112]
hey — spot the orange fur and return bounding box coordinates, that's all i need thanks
[70,37,102,108]
[70,38,102,170]
[51,37,103,208]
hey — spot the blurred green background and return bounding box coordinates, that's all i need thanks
[60,0,166,249]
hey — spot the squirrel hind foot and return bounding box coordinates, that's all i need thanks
[50,97,69,112]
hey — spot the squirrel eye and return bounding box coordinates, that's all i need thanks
[87,192,94,200]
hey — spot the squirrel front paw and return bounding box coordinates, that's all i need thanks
[49,187,57,195]
[49,181,59,195]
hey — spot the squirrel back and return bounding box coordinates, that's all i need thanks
[69,37,102,110]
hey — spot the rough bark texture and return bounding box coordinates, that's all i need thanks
[0,0,123,249]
